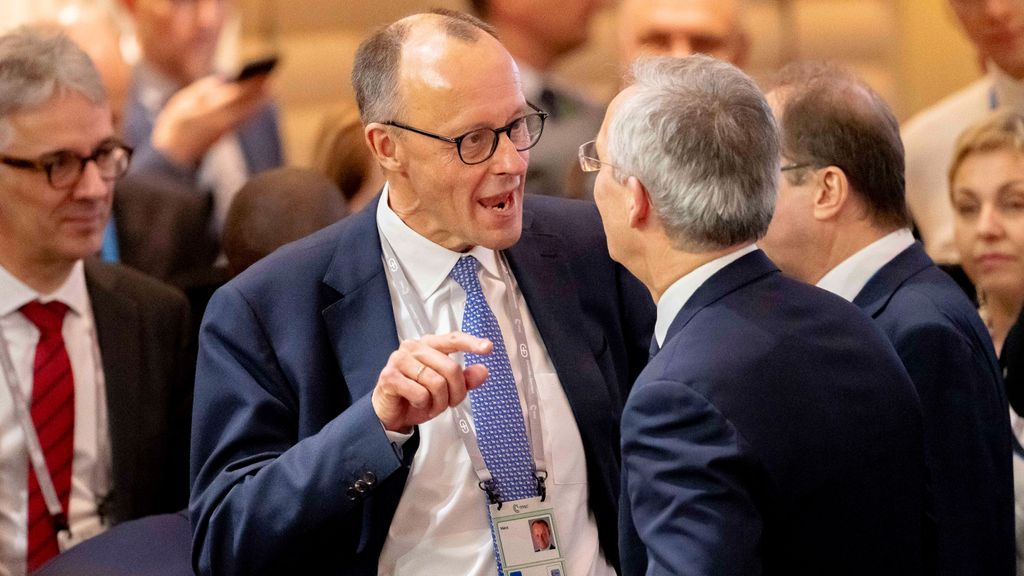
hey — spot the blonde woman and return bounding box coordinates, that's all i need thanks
[951,108,1024,576]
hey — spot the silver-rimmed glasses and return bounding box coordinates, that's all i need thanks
[578,140,621,173]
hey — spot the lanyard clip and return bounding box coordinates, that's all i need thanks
[52,510,70,535]
[535,471,548,502]
[479,480,503,510]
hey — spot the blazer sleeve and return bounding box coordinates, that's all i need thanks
[188,283,406,575]
[621,377,762,576]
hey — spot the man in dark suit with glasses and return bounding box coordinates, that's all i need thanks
[189,8,654,576]
[0,27,193,575]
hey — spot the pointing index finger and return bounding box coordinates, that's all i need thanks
[421,331,493,356]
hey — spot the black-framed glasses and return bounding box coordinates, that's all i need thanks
[0,138,133,189]
[578,140,621,173]
[383,102,548,165]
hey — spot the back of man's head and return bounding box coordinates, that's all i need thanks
[770,62,911,230]
[606,55,776,252]
[0,26,107,149]
[222,168,348,276]
[351,9,498,125]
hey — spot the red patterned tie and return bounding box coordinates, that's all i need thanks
[20,300,74,571]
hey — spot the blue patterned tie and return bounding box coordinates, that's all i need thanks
[450,255,537,575]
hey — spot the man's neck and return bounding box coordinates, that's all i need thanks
[642,243,750,303]
[0,251,76,295]
[812,223,894,285]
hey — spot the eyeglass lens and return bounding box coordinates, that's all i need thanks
[578,141,602,172]
[48,143,131,188]
[460,113,544,164]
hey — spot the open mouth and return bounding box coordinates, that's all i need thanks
[479,191,515,212]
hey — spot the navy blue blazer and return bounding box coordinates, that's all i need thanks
[853,242,1014,576]
[189,195,654,575]
[620,250,929,576]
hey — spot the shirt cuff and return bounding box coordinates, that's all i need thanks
[383,424,413,448]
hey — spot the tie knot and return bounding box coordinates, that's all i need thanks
[450,255,482,294]
[20,300,69,335]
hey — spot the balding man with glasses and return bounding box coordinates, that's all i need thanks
[0,28,194,576]
[189,9,654,576]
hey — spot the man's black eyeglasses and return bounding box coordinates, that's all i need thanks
[0,139,133,189]
[383,102,547,165]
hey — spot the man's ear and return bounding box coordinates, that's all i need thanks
[365,124,402,172]
[812,166,850,222]
[627,176,651,229]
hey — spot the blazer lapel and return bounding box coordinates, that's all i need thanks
[505,207,614,446]
[84,260,143,520]
[320,201,400,403]
[853,243,932,318]
[665,250,779,342]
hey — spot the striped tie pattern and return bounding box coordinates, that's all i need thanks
[450,256,536,576]
[20,300,74,571]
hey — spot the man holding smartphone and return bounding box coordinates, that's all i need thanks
[118,0,283,240]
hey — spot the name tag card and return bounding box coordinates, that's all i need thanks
[490,496,566,576]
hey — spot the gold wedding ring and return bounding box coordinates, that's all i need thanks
[413,364,426,382]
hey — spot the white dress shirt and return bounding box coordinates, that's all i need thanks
[903,64,1024,264]
[816,229,915,303]
[0,261,111,576]
[654,244,757,348]
[375,186,613,576]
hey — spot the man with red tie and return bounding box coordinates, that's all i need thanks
[0,28,194,575]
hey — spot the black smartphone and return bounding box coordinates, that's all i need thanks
[231,55,280,82]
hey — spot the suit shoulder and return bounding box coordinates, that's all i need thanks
[86,259,187,308]
[882,268,984,334]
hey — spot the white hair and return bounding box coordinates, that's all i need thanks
[607,55,778,252]
[0,26,107,149]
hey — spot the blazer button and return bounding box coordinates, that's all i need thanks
[361,471,377,488]
[353,479,368,494]
[346,486,359,501]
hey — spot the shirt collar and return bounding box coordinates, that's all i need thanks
[0,259,90,319]
[654,244,757,347]
[376,183,500,300]
[816,228,915,302]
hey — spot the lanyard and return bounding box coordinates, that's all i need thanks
[0,321,71,537]
[0,309,110,542]
[379,232,548,501]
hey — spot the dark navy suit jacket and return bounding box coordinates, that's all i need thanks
[188,195,654,575]
[620,250,929,576]
[853,242,1014,576]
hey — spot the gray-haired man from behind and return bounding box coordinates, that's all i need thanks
[587,55,930,575]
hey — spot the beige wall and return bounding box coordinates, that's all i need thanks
[237,0,986,165]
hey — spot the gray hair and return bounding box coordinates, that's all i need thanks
[607,55,778,252]
[0,26,107,149]
[351,9,498,125]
